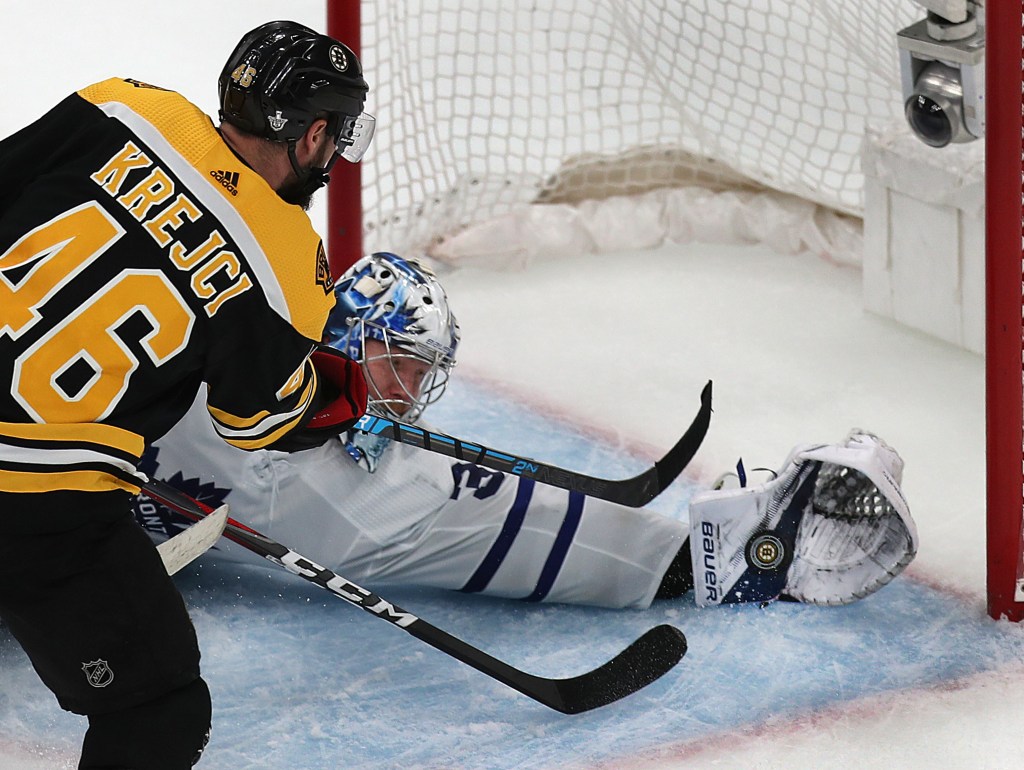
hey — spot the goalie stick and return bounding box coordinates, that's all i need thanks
[138,476,687,714]
[347,380,713,507]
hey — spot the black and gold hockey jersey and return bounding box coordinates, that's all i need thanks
[0,78,336,498]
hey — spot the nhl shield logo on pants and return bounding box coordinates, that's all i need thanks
[82,659,114,688]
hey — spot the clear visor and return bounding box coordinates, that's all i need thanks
[336,112,376,163]
[360,321,455,422]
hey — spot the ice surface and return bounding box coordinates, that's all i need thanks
[3,362,1024,768]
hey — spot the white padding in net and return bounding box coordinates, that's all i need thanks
[360,1,918,260]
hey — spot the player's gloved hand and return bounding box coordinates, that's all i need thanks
[307,344,369,429]
[273,345,368,452]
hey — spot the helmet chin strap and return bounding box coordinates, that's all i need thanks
[286,140,337,197]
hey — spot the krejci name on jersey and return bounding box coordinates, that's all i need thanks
[91,141,253,318]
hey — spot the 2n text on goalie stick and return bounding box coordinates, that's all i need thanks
[137,476,688,714]
[343,380,713,507]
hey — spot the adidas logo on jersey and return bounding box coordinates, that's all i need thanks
[210,169,240,196]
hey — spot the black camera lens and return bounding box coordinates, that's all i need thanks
[905,94,952,148]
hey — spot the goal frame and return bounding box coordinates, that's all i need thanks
[326,0,363,277]
[985,0,1024,621]
[327,2,1024,621]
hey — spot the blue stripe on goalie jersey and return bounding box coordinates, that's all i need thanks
[523,490,584,602]
[456,466,586,602]
[461,476,534,594]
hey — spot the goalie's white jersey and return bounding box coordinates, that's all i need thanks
[136,395,687,609]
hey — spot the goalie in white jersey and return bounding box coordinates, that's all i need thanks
[135,252,918,610]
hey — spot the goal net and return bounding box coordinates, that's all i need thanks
[335,2,1024,622]
[350,1,920,264]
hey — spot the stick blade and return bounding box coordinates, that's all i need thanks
[552,624,687,714]
[607,380,713,507]
[653,380,713,493]
[157,505,228,575]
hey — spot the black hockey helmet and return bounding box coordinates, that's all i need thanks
[218,20,373,163]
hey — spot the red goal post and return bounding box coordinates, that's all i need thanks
[325,1,362,275]
[985,0,1024,622]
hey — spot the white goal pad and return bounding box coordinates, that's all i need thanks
[689,432,917,608]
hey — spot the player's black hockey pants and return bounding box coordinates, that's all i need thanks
[0,491,212,768]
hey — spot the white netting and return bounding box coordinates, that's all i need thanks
[358,1,919,261]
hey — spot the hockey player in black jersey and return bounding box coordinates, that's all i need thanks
[0,20,373,769]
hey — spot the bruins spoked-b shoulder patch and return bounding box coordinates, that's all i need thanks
[315,242,333,293]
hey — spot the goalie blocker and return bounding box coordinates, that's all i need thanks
[689,431,917,607]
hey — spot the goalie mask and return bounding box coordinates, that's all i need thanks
[323,252,460,423]
[688,431,917,608]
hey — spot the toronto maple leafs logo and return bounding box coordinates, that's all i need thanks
[132,446,231,548]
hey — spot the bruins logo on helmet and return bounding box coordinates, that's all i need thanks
[329,45,349,72]
[218,20,368,144]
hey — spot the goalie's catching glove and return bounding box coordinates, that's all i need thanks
[271,345,369,452]
[688,431,917,607]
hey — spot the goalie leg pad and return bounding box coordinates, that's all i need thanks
[689,432,917,608]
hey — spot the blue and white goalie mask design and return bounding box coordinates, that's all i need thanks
[324,252,460,424]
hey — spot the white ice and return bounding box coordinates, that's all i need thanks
[439,242,1014,768]
[2,2,1022,768]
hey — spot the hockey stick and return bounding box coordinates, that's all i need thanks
[156,505,228,575]
[138,476,687,714]
[349,380,713,507]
